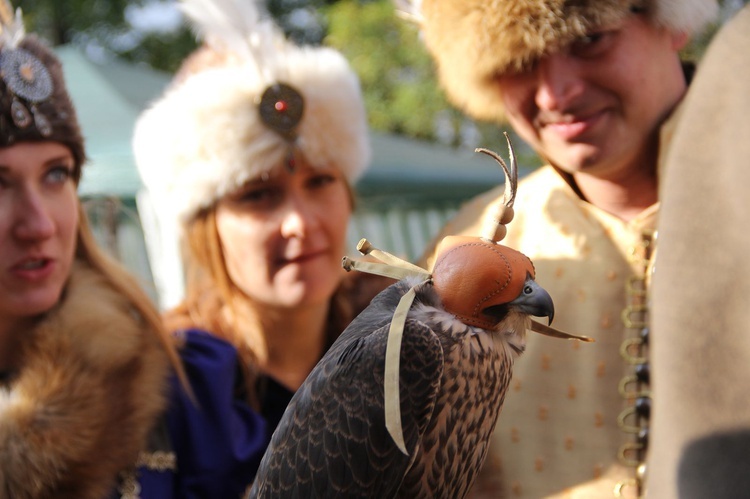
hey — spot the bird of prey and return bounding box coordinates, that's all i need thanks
[249,136,591,499]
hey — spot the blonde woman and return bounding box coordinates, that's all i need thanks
[0,11,188,499]
[0,2,270,497]
[133,0,388,494]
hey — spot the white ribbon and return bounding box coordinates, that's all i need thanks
[343,239,431,455]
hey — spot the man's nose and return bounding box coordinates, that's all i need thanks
[534,53,585,112]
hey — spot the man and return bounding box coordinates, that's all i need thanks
[415,0,718,496]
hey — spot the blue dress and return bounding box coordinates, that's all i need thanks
[134,329,268,499]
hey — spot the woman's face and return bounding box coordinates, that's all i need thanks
[215,160,352,309]
[0,142,78,330]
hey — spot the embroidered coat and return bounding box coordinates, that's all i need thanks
[420,118,676,497]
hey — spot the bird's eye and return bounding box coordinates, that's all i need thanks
[524,285,533,295]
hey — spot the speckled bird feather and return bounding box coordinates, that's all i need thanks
[250,278,517,498]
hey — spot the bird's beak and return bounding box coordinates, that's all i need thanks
[508,278,555,325]
[515,278,594,343]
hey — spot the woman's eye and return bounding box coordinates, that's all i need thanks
[238,186,281,206]
[45,165,73,185]
[307,173,336,189]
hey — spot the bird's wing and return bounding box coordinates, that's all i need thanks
[251,283,444,498]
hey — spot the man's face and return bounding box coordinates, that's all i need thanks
[495,14,689,180]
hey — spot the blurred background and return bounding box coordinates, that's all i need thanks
[15,0,748,306]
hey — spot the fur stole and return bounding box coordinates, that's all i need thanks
[0,261,170,499]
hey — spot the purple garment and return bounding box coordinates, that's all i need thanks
[137,329,268,499]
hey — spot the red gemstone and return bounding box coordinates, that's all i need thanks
[275,100,288,112]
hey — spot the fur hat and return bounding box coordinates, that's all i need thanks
[416,0,719,122]
[0,4,85,181]
[134,0,370,228]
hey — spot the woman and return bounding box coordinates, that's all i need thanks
[0,3,267,498]
[134,0,386,474]
[0,11,177,499]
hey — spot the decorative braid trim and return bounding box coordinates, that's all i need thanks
[117,451,177,499]
[136,450,177,472]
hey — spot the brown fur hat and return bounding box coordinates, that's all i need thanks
[0,32,86,182]
[419,0,719,122]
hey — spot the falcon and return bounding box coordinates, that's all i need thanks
[249,137,591,498]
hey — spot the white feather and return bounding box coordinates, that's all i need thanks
[179,0,285,79]
[392,0,423,24]
[0,3,25,49]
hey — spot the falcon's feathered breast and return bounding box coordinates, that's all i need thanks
[250,251,555,498]
[249,138,590,498]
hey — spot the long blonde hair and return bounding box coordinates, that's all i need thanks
[166,208,266,364]
[75,202,188,388]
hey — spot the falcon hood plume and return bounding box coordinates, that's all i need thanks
[249,134,591,498]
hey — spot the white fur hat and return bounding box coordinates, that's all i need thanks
[412,0,719,122]
[134,0,370,228]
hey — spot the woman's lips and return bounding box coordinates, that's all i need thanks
[10,258,55,281]
[280,250,328,265]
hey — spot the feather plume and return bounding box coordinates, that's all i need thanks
[0,0,25,49]
[179,0,286,82]
[0,0,13,26]
[392,0,423,24]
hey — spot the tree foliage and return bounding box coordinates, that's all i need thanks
[116,28,196,73]
[13,0,749,153]
[17,0,131,45]
[322,0,518,154]
[323,0,449,140]
[17,0,197,73]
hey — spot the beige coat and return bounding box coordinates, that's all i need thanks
[422,158,665,497]
[648,5,750,498]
